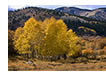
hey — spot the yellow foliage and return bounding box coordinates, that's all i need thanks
[78,26,96,33]
[81,48,94,55]
[14,16,80,58]
[24,17,37,27]
[103,46,106,50]
[14,27,24,41]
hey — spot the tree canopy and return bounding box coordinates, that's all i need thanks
[14,17,80,58]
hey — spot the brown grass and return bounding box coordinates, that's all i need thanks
[8,58,106,71]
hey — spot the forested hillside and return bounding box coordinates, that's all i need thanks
[8,7,106,36]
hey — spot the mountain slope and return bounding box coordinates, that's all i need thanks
[85,8,106,21]
[8,7,106,36]
[56,7,106,21]
[55,7,91,16]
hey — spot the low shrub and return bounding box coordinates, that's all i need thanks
[99,50,106,55]
[81,48,94,56]
[76,57,88,63]
[96,38,106,49]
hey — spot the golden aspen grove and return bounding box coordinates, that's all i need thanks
[13,17,80,59]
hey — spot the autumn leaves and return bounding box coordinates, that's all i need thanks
[13,17,80,58]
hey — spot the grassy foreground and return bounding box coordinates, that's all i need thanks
[8,57,106,71]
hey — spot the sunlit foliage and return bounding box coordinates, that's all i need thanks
[14,17,80,58]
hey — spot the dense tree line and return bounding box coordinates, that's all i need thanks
[64,19,106,36]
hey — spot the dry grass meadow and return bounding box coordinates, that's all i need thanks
[8,58,106,71]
